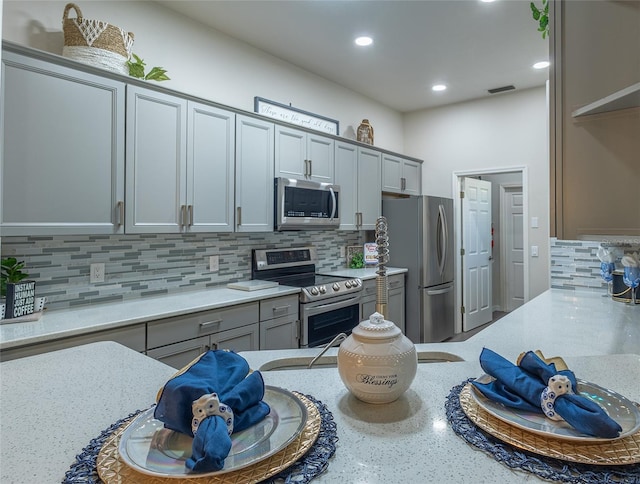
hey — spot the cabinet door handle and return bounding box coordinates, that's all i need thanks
[304,159,309,177]
[308,159,312,177]
[116,201,124,226]
[236,207,242,226]
[210,341,219,350]
[180,205,187,228]
[200,319,222,330]
[188,205,194,226]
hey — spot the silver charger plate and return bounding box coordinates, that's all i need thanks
[470,374,640,442]
[118,386,307,478]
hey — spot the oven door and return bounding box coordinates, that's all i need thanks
[301,293,361,348]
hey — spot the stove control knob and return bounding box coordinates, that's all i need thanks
[332,282,341,291]
[319,285,327,294]
[345,280,352,288]
[310,287,319,296]
[352,279,361,287]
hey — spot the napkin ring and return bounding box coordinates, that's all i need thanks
[540,375,572,421]
[191,392,234,436]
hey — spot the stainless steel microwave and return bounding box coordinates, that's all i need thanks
[275,177,340,230]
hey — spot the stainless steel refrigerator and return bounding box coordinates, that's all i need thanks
[382,196,455,343]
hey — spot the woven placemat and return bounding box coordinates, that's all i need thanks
[64,393,337,484]
[446,379,640,483]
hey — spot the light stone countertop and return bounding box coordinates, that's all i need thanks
[318,266,407,279]
[240,288,640,370]
[1,340,638,483]
[0,285,300,350]
[0,267,406,351]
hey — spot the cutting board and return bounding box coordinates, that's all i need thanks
[227,280,279,291]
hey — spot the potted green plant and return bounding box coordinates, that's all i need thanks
[1,257,29,298]
[1,258,46,319]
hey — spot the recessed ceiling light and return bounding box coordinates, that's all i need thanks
[355,36,373,47]
[533,61,550,69]
[432,84,447,92]
[480,0,497,3]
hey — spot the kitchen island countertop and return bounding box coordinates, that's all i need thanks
[1,288,639,482]
[1,342,638,483]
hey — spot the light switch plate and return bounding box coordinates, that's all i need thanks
[531,245,539,257]
[531,217,539,228]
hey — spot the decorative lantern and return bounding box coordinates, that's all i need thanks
[357,119,374,145]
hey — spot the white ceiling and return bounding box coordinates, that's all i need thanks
[157,0,549,113]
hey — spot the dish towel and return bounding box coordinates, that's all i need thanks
[471,348,622,438]
[154,350,271,473]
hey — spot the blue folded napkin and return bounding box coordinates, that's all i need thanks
[471,348,622,438]
[154,350,271,473]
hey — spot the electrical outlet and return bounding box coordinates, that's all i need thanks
[209,255,219,272]
[340,246,346,258]
[90,263,105,283]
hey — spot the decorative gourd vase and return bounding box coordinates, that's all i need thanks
[357,119,374,145]
[337,312,417,404]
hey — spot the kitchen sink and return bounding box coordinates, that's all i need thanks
[258,351,463,371]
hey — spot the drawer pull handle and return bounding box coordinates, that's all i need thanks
[272,305,290,312]
[200,320,222,330]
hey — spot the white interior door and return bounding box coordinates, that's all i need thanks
[462,177,492,331]
[503,186,524,311]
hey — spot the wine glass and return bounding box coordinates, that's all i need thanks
[600,262,616,297]
[622,266,640,304]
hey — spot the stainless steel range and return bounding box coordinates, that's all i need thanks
[252,247,362,347]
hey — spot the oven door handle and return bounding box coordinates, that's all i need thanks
[303,295,361,315]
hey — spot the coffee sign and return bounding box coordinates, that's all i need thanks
[5,280,36,318]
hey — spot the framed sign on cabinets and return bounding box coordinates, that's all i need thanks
[254,97,339,136]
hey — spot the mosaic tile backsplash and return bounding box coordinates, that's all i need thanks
[1,232,364,310]
[550,238,640,292]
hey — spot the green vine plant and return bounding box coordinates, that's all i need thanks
[127,53,170,81]
[530,0,550,39]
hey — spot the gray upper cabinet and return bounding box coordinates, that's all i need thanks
[126,86,187,234]
[235,115,275,232]
[335,142,381,231]
[187,101,235,233]
[275,125,334,183]
[382,154,422,196]
[1,50,125,235]
[126,87,235,233]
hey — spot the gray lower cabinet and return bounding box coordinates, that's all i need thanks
[361,274,405,333]
[0,324,145,362]
[146,302,260,369]
[147,323,260,369]
[1,49,125,235]
[259,294,299,349]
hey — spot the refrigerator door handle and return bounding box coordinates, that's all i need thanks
[437,204,448,276]
[426,284,454,296]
